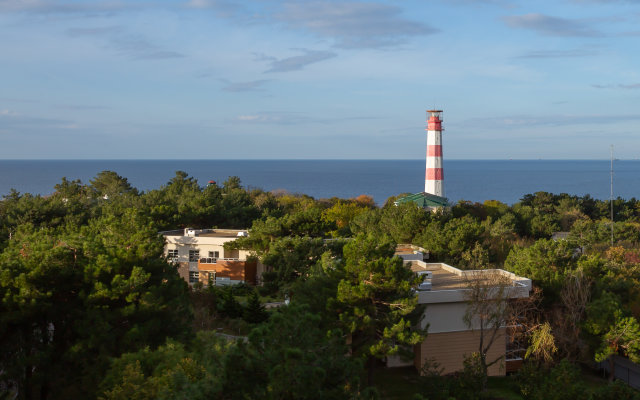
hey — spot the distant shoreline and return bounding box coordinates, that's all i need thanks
[2,159,639,205]
[0,158,637,162]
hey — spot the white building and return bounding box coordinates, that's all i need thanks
[388,257,531,376]
[162,228,264,286]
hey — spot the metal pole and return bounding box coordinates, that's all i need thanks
[611,145,614,247]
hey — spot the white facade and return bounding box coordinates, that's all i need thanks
[414,262,531,332]
[388,261,531,373]
[164,229,253,264]
[162,228,263,285]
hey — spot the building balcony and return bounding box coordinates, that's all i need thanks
[199,257,240,264]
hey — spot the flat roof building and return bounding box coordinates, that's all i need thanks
[162,228,263,286]
[388,254,531,375]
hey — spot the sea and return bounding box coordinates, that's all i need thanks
[0,160,638,206]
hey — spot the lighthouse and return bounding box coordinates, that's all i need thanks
[425,110,444,197]
[394,110,448,211]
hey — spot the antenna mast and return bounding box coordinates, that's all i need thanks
[610,145,614,247]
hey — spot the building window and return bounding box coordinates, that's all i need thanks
[189,250,200,262]
[189,271,200,283]
[168,249,178,263]
[208,251,219,258]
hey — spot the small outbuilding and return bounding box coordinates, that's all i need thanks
[394,192,449,211]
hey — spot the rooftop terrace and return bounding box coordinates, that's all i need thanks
[160,228,248,238]
[407,261,532,303]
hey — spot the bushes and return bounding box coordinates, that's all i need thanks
[517,360,640,400]
[591,380,640,400]
[192,285,270,328]
[517,360,587,400]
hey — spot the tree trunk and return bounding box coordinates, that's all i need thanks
[609,356,615,382]
[480,353,488,392]
[40,381,49,400]
[24,364,32,400]
[367,355,375,388]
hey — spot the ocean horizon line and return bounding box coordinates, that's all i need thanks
[1,159,639,204]
[0,158,636,162]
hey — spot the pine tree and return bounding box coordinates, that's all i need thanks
[336,233,426,386]
[243,289,269,324]
[218,287,243,319]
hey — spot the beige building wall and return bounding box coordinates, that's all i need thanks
[164,235,252,262]
[163,230,257,285]
[419,302,470,332]
[407,263,531,376]
[415,328,506,376]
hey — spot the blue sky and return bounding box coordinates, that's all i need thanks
[1,0,640,159]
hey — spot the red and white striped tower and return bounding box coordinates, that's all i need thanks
[425,110,444,197]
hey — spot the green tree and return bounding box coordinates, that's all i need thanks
[222,176,242,192]
[216,287,243,319]
[243,289,269,324]
[594,313,640,381]
[322,201,367,237]
[141,171,203,229]
[89,170,138,199]
[460,241,490,269]
[525,322,557,364]
[0,191,70,250]
[583,291,640,380]
[260,237,328,291]
[0,210,191,399]
[335,234,425,386]
[379,202,431,244]
[415,214,485,265]
[590,380,640,400]
[234,207,333,256]
[218,188,260,229]
[224,304,361,399]
[503,238,576,298]
[100,332,230,400]
[517,359,588,400]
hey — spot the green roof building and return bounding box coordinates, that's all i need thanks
[394,192,449,210]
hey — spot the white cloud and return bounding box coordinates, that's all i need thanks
[221,79,270,92]
[66,27,185,60]
[276,1,438,48]
[503,13,603,37]
[263,49,337,73]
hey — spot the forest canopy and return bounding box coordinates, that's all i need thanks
[2,172,640,399]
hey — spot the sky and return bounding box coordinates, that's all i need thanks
[1,0,640,160]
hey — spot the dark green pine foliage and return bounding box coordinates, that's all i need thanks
[0,210,192,399]
[217,287,243,319]
[335,233,426,387]
[243,289,269,324]
[260,237,328,290]
[100,332,231,400]
[224,304,362,400]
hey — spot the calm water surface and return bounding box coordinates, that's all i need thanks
[0,160,638,205]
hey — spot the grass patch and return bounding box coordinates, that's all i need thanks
[580,363,609,390]
[484,376,523,400]
[372,366,525,400]
[372,366,422,400]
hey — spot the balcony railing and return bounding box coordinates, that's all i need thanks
[199,257,240,264]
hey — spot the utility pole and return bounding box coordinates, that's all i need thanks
[610,145,614,247]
